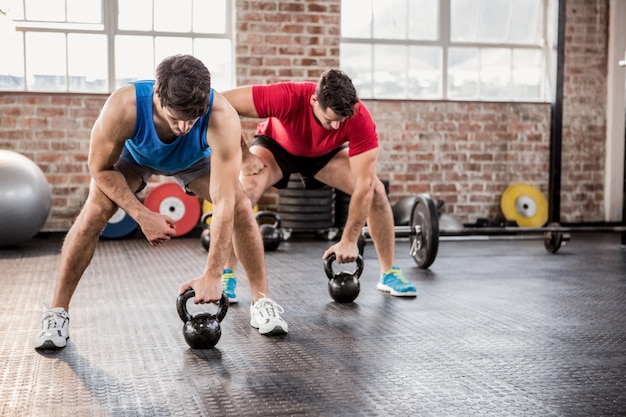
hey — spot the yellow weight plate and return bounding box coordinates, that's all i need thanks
[202,200,212,215]
[500,183,548,227]
[201,200,258,226]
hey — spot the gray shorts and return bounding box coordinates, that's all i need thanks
[117,147,211,194]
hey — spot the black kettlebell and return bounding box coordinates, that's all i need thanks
[176,288,228,349]
[200,212,212,251]
[324,253,364,303]
[255,211,282,251]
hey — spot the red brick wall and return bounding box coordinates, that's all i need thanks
[234,0,607,224]
[0,0,609,231]
[368,100,551,221]
[561,0,608,222]
[0,93,99,230]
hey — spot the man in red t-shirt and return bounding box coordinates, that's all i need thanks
[221,70,416,304]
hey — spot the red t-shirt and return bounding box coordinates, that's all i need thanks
[252,82,378,158]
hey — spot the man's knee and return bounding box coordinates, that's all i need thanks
[240,174,271,205]
[233,189,255,219]
[76,183,116,226]
[75,200,116,235]
[372,180,391,209]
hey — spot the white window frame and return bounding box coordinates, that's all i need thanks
[340,0,551,102]
[0,0,234,93]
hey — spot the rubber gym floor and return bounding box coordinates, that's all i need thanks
[1,230,625,417]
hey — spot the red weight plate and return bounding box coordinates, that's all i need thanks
[144,183,200,237]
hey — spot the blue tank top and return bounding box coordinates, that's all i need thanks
[123,80,214,174]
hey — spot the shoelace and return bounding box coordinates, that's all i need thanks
[255,299,284,318]
[42,303,62,329]
[222,274,236,290]
[388,269,410,284]
[222,269,236,279]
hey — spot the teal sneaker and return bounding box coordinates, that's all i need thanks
[377,266,417,297]
[222,269,238,304]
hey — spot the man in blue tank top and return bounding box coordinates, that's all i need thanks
[34,55,287,350]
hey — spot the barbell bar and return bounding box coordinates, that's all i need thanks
[361,193,626,269]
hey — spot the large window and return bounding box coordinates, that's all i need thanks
[0,0,233,93]
[341,0,548,102]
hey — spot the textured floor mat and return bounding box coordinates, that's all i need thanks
[1,232,625,416]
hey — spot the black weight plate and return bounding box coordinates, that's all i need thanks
[278,205,333,214]
[281,220,334,230]
[278,196,333,207]
[279,212,333,222]
[544,222,564,253]
[278,189,334,198]
[409,194,439,269]
[286,173,305,188]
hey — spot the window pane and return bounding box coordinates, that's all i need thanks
[408,0,438,41]
[194,38,233,90]
[450,0,478,42]
[118,0,152,31]
[476,1,511,43]
[193,0,226,34]
[25,0,65,21]
[452,0,542,44]
[512,48,543,100]
[448,47,479,99]
[373,0,407,40]
[0,31,25,90]
[155,37,192,64]
[480,48,511,100]
[115,35,154,87]
[374,44,407,98]
[340,43,372,97]
[2,0,24,20]
[1,0,233,93]
[342,0,548,101]
[0,7,17,42]
[510,0,542,43]
[341,0,372,38]
[25,32,66,91]
[67,0,101,24]
[68,34,107,92]
[408,46,442,99]
[154,0,191,32]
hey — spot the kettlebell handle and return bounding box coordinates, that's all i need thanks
[176,288,228,323]
[255,211,281,229]
[324,253,364,280]
[200,212,212,230]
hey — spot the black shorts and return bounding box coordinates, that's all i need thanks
[251,135,346,189]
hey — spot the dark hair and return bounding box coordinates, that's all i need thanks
[315,69,359,118]
[155,54,211,119]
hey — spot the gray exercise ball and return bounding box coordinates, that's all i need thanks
[0,150,52,247]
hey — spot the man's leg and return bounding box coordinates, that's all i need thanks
[314,152,417,297]
[364,180,396,272]
[230,191,288,334]
[189,167,288,335]
[230,186,269,301]
[35,165,144,349]
[52,189,117,310]
[223,145,285,303]
[34,181,120,349]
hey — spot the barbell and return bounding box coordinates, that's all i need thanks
[362,193,626,269]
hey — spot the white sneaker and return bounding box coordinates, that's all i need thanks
[34,305,70,349]
[250,297,288,335]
